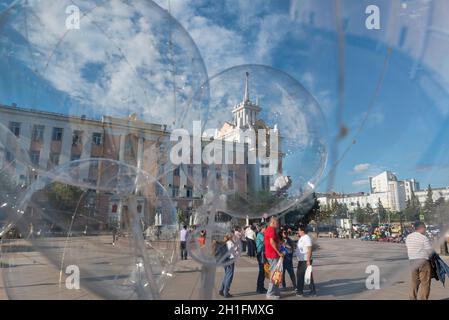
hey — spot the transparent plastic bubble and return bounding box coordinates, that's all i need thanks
[186,187,242,267]
[173,64,327,219]
[0,159,178,300]
[0,0,208,156]
[187,223,241,268]
[0,121,34,238]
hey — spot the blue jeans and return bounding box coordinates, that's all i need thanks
[282,259,296,289]
[220,262,235,295]
[256,252,265,291]
[266,258,280,297]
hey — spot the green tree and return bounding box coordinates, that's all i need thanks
[423,184,434,222]
[377,198,386,225]
[354,201,367,224]
[364,203,375,223]
[0,171,22,229]
[405,189,421,222]
[177,210,187,226]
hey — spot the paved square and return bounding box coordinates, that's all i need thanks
[1,238,448,300]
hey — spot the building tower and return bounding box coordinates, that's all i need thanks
[232,72,262,128]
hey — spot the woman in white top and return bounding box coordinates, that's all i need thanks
[295,225,316,296]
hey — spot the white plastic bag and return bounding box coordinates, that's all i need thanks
[304,265,313,285]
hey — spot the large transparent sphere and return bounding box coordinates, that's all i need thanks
[0,0,208,157]
[0,159,178,300]
[174,64,328,219]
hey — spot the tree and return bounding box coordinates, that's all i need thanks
[314,199,333,225]
[177,210,187,226]
[364,203,375,223]
[354,201,366,224]
[405,189,421,222]
[377,199,386,225]
[0,171,22,231]
[423,184,434,222]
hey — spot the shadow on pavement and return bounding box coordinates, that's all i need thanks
[314,277,367,297]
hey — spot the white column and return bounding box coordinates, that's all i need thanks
[19,122,32,182]
[41,124,53,170]
[59,126,73,164]
[79,130,93,181]
[119,134,126,162]
[135,135,144,194]
[136,136,144,170]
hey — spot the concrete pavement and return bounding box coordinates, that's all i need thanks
[1,238,448,300]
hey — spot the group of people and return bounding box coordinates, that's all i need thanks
[234,225,257,258]
[178,217,448,300]
[217,216,316,299]
[177,216,316,299]
[259,216,316,299]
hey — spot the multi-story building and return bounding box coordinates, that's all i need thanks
[368,171,406,212]
[404,179,420,202]
[415,187,449,205]
[215,72,283,194]
[319,170,449,214]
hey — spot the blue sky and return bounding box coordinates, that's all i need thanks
[1,0,449,193]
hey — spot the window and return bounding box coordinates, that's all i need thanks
[216,171,221,180]
[70,154,81,167]
[399,26,408,48]
[72,130,83,147]
[9,122,21,137]
[172,186,179,198]
[156,184,164,196]
[187,165,194,176]
[52,127,64,141]
[174,166,180,177]
[309,12,315,26]
[186,187,193,198]
[90,157,99,169]
[137,204,143,214]
[50,153,60,166]
[202,166,208,179]
[111,204,118,213]
[92,132,102,146]
[30,150,40,166]
[32,125,45,142]
[5,151,14,162]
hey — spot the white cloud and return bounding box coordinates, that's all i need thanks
[352,179,369,186]
[8,0,208,127]
[353,163,371,173]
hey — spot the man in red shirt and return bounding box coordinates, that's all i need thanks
[264,216,284,299]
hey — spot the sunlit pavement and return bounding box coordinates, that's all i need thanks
[1,238,448,300]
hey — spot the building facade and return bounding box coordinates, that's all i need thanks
[0,74,279,229]
[319,170,449,214]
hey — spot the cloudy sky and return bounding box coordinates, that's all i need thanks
[1,0,449,193]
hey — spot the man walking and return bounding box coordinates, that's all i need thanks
[264,216,284,299]
[296,224,316,297]
[405,221,434,300]
[180,225,188,260]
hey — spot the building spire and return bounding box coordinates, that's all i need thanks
[244,72,250,102]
